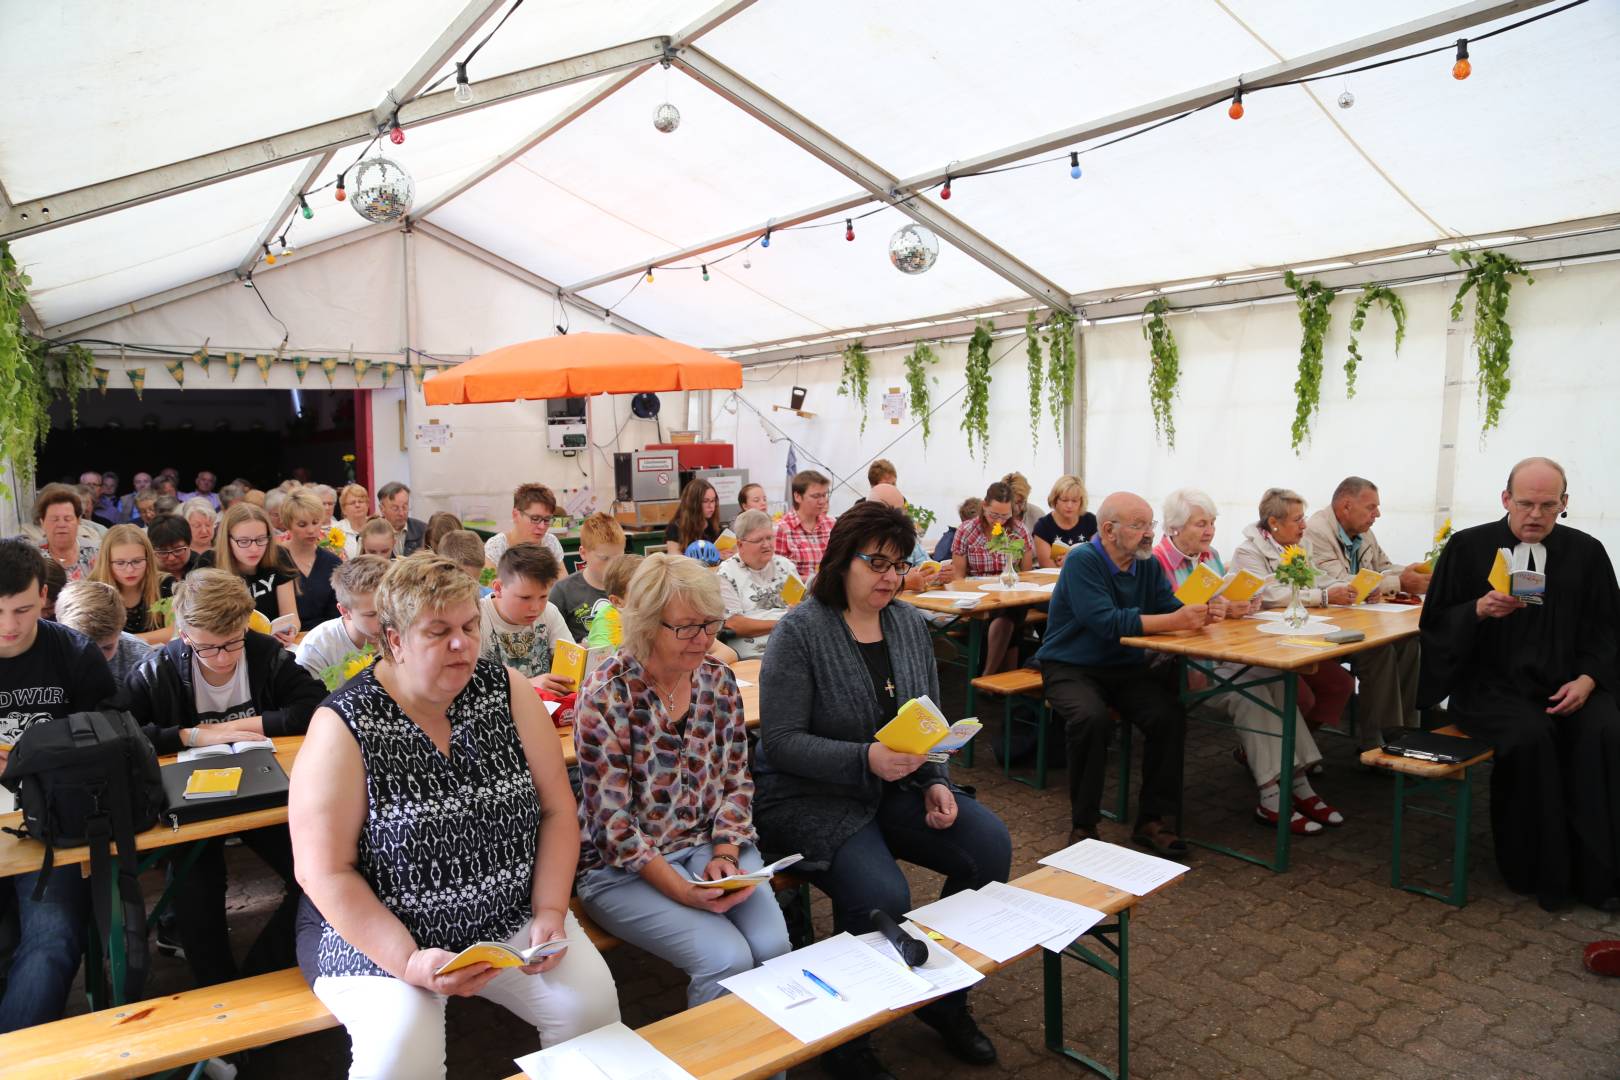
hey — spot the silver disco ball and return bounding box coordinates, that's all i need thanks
[1337,90,1355,109]
[888,223,939,275]
[653,103,681,134]
[350,155,415,224]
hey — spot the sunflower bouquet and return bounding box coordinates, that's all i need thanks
[986,521,1025,563]
[1273,545,1317,590]
[319,526,347,554]
[1421,519,1452,573]
[319,644,378,692]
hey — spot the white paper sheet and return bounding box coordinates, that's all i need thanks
[855,921,985,1008]
[514,1020,697,1080]
[1256,619,1339,636]
[924,590,989,601]
[720,932,935,1044]
[1355,602,1422,613]
[735,679,755,688]
[905,888,1063,963]
[979,881,1106,952]
[1039,838,1189,896]
[1248,611,1285,622]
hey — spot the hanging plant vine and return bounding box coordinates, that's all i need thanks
[1045,309,1076,444]
[1024,312,1044,448]
[961,321,994,460]
[1284,270,1337,452]
[1141,298,1180,448]
[1345,286,1406,398]
[47,344,96,428]
[902,340,938,445]
[1450,249,1533,435]
[837,340,872,433]
[0,242,52,501]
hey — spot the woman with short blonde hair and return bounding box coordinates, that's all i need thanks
[1032,474,1098,568]
[290,555,618,1075]
[574,553,789,1007]
[337,484,371,556]
[281,489,342,629]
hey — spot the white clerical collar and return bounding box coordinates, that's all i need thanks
[1510,541,1547,575]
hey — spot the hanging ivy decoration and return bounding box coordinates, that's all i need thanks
[1045,309,1076,444]
[0,242,52,501]
[837,340,872,433]
[1345,286,1406,398]
[1025,311,1044,448]
[1284,270,1337,452]
[1141,298,1180,448]
[902,340,938,445]
[47,344,96,428]
[1450,249,1533,435]
[961,321,994,460]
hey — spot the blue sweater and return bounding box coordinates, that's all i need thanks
[1036,538,1182,669]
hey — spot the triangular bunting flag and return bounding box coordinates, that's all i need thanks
[292,356,310,383]
[226,352,243,381]
[127,368,146,399]
[380,361,398,387]
[352,357,372,383]
[321,357,340,385]
[255,354,273,383]
[92,367,110,394]
[192,343,211,377]
[409,361,426,388]
[163,359,185,387]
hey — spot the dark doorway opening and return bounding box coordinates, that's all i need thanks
[39,389,359,492]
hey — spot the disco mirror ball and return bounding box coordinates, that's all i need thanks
[653,103,681,133]
[888,223,939,275]
[350,155,415,224]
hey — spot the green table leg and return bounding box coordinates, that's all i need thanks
[1044,910,1130,1078]
[959,618,984,767]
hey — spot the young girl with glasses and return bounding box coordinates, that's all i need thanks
[199,503,299,643]
[89,523,174,643]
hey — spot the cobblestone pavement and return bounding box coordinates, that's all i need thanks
[104,692,1619,1079]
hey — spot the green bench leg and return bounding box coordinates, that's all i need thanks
[1000,695,1051,790]
[1101,718,1132,824]
[1044,909,1130,1078]
[1390,769,1474,907]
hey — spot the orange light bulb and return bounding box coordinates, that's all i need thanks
[1228,99,1244,120]
[1453,57,1471,80]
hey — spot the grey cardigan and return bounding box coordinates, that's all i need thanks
[754,595,948,870]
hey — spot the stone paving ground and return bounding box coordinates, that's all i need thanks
[99,683,1619,1079]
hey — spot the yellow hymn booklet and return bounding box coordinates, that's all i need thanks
[183,767,243,800]
[434,938,579,975]
[1217,570,1266,603]
[875,696,952,755]
[1173,563,1226,606]
[1049,540,1071,559]
[1488,549,1512,594]
[1350,567,1385,603]
[551,641,588,687]
[780,573,807,606]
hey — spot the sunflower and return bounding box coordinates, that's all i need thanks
[1433,520,1452,544]
[990,522,1003,537]
[1280,544,1308,567]
[343,650,378,680]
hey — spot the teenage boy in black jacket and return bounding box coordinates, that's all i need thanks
[0,540,118,1031]
[123,568,324,986]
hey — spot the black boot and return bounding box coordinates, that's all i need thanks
[915,998,997,1065]
[818,1035,896,1080]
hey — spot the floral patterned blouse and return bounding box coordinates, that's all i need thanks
[574,650,755,875]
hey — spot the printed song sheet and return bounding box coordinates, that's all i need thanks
[855,921,984,1008]
[1039,838,1189,896]
[905,888,1063,963]
[978,881,1105,952]
[514,1021,696,1080]
[720,932,934,1044]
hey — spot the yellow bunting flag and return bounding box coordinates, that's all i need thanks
[292,356,310,382]
[163,359,186,387]
[92,367,110,394]
[192,344,211,376]
[225,352,243,381]
[127,368,146,399]
[352,357,371,383]
[321,357,340,385]
[380,361,398,387]
[409,361,426,388]
[255,354,274,383]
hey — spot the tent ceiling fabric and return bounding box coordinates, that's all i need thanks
[8,0,1618,348]
[421,331,743,403]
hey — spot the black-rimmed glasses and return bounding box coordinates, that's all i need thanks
[188,636,246,658]
[661,619,724,640]
[854,552,912,576]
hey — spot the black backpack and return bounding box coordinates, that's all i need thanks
[1,710,165,1002]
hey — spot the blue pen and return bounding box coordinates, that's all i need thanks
[801,968,845,1000]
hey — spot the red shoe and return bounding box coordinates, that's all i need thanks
[1585,940,1620,977]
[1294,794,1345,827]
[1254,804,1322,835]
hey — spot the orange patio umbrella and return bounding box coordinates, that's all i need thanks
[422,333,742,405]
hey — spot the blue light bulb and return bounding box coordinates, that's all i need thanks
[1069,152,1081,180]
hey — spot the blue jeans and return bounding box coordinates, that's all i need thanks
[0,866,88,1032]
[578,843,792,1007]
[808,783,1010,1010]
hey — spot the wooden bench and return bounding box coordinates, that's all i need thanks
[0,883,811,1080]
[971,668,1051,787]
[1359,724,1494,907]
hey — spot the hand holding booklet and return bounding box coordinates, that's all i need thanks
[434,937,580,975]
[680,852,804,892]
[874,696,983,758]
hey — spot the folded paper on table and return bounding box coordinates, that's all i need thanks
[1256,620,1339,637]
[1039,838,1188,896]
[720,932,935,1044]
[906,888,1064,964]
[515,1020,697,1080]
[979,880,1106,952]
[856,921,983,1008]
[924,591,987,602]
[1357,602,1422,613]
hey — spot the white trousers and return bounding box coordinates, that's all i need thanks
[1214,667,1323,786]
[312,912,621,1080]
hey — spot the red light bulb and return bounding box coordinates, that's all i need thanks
[940,179,951,200]
[845,219,854,242]
[389,124,405,145]
[1228,86,1244,120]
[335,176,347,202]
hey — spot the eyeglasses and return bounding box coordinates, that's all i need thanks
[1510,498,1564,515]
[231,535,271,549]
[110,558,148,571]
[188,636,246,658]
[854,552,912,576]
[742,535,774,547]
[983,510,1011,524]
[1110,519,1158,534]
[520,511,554,527]
[153,545,189,559]
[661,619,724,640]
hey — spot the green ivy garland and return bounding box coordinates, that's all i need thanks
[49,344,96,428]
[1044,310,1076,444]
[837,340,872,433]
[961,321,994,460]
[903,502,936,536]
[1141,298,1180,448]
[1024,311,1044,447]
[902,340,938,445]
[1284,270,1337,452]
[1450,249,1533,434]
[1345,285,1406,398]
[0,242,52,501]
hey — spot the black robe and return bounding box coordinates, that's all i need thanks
[1419,517,1620,908]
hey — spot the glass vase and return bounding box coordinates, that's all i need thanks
[1283,585,1309,628]
[999,562,1019,588]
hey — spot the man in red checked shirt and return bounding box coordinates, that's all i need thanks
[773,470,836,580]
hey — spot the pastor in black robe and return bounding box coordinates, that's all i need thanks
[1418,516,1620,910]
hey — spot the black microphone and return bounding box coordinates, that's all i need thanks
[870,909,929,967]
